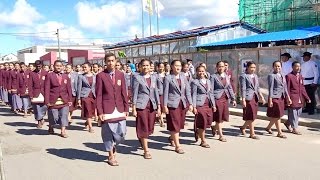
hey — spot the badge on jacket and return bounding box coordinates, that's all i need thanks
[117,80,121,86]
[64,79,67,84]
[42,76,45,80]
[27,75,29,79]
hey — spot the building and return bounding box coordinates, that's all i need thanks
[239,0,320,32]
[103,22,265,66]
[0,53,18,63]
[17,45,105,65]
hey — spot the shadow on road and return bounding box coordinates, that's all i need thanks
[83,142,141,156]
[16,128,48,135]
[5,122,36,128]
[46,148,106,162]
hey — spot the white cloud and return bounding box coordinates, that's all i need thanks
[0,0,42,26]
[75,1,140,34]
[159,0,239,30]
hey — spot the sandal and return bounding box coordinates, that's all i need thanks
[200,142,210,148]
[211,126,216,137]
[249,135,260,140]
[240,127,246,135]
[60,133,69,138]
[277,134,287,139]
[283,122,292,132]
[265,128,273,135]
[48,127,54,135]
[107,158,119,166]
[143,152,152,159]
[219,137,227,142]
[175,147,185,154]
[292,131,302,135]
[194,130,199,142]
[168,137,175,147]
[89,128,94,133]
[37,120,44,129]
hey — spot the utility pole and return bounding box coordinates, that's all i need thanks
[56,29,61,60]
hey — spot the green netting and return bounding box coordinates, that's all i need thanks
[239,0,320,32]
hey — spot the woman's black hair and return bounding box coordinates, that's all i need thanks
[170,60,181,66]
[245,61,256,71]
[140,59,151,65]
[216,60,225,67]
[157,62,164,67]
[272,60,282,67]
[292,61,300,67]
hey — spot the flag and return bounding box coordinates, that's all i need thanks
[155,0,164,17]
[142,0,153,15]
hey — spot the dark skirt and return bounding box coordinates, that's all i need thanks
[81,96,96,119]
[159,95,164,110]
[166,101,188,133]
[213,95,229,123]
[69,96,78,112]
[136,101,156,138]
[267,97,285,118]
[194,99,213,129]
[243,95,258,121]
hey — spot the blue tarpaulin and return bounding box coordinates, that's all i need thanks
[195,27,320,47]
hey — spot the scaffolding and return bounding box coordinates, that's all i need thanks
[239,0,320,32]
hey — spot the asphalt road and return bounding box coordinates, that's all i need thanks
[0,105,320,180]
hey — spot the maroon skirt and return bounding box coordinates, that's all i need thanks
[81,96,96,119]
[69,96,78,112]
[127,87,132,102]
[136,101,156,138]
[194,99,213,130]
[159,95,164,110]
[267,97,285,118]
[166,101,188,133]
[213,95,229,123]
[243,95,258,121]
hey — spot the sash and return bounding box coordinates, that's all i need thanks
[103,108,126,122]
[31,93,44,103]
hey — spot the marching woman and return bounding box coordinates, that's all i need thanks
[77,62,96,133]
[265,60,291,138]
[132,59,161,159]
[44,60,72,138]
[239,61,266,140]
[210,61,237,142]
[65,64,79,124]
[191,65,216,148]
[156,62,166,127]
[182,62,193,84]
[163,60,193,154]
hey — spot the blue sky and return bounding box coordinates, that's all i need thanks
[0,0,238,55]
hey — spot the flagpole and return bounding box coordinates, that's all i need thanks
[141,0,145,38]
[156,0,159,35]
[149,10,152,36]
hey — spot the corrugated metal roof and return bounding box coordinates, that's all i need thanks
[103,21,265,49]
[196,27,320,47]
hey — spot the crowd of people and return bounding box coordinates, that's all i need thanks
[0,51,318,166]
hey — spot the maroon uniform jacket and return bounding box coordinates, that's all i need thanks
[286,72,310,108]
[17,70,31,96]
[28,70,48,98]
[226,70,237,94]
[44,72,72,107]
[95,69,129,116]
[8,70,19,93]
[0,69,3,87]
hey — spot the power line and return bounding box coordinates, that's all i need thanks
[0,33,134,39]
[0,31,56,35]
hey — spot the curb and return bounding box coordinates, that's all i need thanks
[0,140,5,180]
[229,110,320,129]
